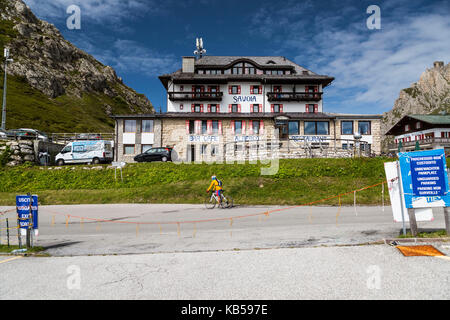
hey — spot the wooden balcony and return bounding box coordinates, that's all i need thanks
[168,92,223,101]
[388,137,450,151]
[267,92,322,102]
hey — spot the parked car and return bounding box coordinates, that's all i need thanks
[10,128,49,141]
[55,140,113,166]
[134,147,173,163]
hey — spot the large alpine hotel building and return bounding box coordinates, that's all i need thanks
[113,55,382,162]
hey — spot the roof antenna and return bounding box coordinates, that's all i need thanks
[194,37,206,59]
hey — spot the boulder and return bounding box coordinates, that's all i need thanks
[23,155,35,162]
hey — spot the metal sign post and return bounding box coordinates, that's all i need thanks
[396,161,407,236]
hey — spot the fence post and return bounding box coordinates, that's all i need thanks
[407,208,418,237]
[6,218,10,247]
[17,215,22,248]
[444,207,450,235]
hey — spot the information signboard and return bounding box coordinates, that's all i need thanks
[398,149,450,209]
[16,195,39,235]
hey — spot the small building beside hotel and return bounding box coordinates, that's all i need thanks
[386,114,450,152]
[113,53,382,163]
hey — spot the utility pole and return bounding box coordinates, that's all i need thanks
[1,47,13,130]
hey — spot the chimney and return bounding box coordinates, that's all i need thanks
[434,61,444,69]
[182,56,195,73]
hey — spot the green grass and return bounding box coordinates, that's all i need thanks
[0,158,392,206]
[0,244,45,253]
[0,74,134,133]
[398,230,448,238]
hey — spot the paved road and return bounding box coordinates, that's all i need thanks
[0,244,449,300]
[0,204,447,255]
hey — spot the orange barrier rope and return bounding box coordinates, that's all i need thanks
[42,180,388,227]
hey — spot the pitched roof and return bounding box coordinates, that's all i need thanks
[159,56,334,88]
[408,114,450,124]
[193,56,314,74]
[385,114,450,136]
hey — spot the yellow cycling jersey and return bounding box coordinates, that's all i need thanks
[207,179,223,192]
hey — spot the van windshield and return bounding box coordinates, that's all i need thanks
[61,146,71,153]
[104,143,112,152]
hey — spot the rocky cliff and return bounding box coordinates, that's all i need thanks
[0,0,153,132]
[382,61,450,147]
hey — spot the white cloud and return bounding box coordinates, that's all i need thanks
[23,0,164,26]
[92,39,179,77]
[250,0,450,113]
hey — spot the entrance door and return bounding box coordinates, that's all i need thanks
[189,145,195,162]
[279,123,289,139]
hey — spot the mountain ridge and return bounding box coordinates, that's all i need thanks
[0,0,153,132]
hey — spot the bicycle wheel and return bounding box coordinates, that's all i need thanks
[222,194,234,209]
[204,195,217,209]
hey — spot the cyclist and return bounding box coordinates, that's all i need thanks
[206,175,223,204]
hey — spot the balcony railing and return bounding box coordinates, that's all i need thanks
[267,92,323,102]
[168,92,223,101]
[388,137,450,150]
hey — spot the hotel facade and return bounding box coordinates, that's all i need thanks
[113,55,382,163]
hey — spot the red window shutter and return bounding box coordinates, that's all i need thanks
[219,120,223,134]
[208,87,211,92]
[242,120,246,134]
[238,86,241,94]
[259,104,263,113]
[305,105,309,113]
[259,86,263,94]
[271,104,274,113]
[314,104,318,113]
[228,86,232,94]
[200,104,204,113]
[195,120,200,134]
[238,104,241,113]
[305,86,309,93]
[192,86,195,92]
[217,105,220,113]
[442,132,445,138]
[260,120,264,134]
[207,104,211,113]
[207,120,212,135]
[231,120,235,134]
[201,86,205,92]
[314,86,318,92]
[280,104,284,113]
[279,86,282,93]
[186,120,190,134]
[191,104,195,112]
[249,121,253,135]
[229,104,232,113]
[250,86,254,94]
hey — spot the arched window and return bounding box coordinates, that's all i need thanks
[231,62,259,75]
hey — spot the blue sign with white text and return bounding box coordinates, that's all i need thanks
[399,149,450,208]
[16,195,38,229]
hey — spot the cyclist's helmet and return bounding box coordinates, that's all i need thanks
[211,175,216,180]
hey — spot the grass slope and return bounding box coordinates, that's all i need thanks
[0,74,132,133]
[0,158,392,206]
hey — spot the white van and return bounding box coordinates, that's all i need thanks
[55,140,113,165]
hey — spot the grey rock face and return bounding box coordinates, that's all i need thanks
[382,62,450,149]
[1,0,153,113]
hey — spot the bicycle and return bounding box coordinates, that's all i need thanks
[204,190,234,209]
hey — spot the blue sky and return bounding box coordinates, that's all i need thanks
[23,0,450,114]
